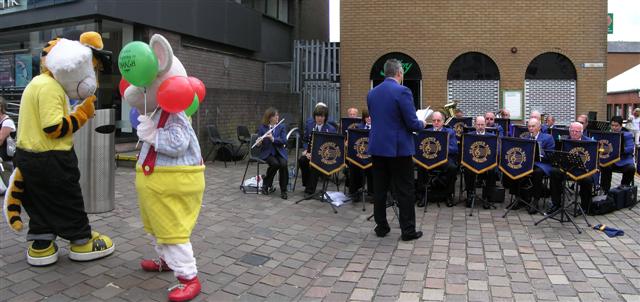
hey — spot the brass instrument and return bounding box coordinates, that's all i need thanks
[442,101,458,124]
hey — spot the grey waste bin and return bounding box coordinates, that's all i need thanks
[74,108,115,213]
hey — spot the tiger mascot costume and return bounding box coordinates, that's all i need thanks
[3,31,115,266]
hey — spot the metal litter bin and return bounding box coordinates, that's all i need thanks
[74,108,115,213]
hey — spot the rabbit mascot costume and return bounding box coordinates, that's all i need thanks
[3,31,115,266]
[121,34,205,302]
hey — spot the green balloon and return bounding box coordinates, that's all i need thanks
[118,41,158,87]
[184,95,199,116]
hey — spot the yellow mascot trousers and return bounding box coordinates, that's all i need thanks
[135,165,205,244]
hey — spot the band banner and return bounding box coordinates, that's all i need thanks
[341,117,362,137]
[495,118,511,136]
[550,127,569,141]
[461,133,498,174]
[589,130,622,167]
[413,130,449,170]
[498,137,537,180]
[445,117,472,142]
[561,139,599,181]
[636,147,639,176]
[512,125,529,138]
[346,128,372,169]
[309,132,346,176]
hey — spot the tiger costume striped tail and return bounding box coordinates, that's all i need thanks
[3,168,25,232]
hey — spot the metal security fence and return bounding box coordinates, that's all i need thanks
[524,79,576,125]
[447,80,500,118]
[302,81,340,122]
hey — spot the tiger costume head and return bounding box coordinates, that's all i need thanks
[40,31,111,100]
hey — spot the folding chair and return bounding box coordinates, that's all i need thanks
[236,126,252,161]
[204,125,235,168]
[240,134,267,194]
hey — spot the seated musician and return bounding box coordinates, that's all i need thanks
[347,107,359,118]
[600,116,636,194]
[485,112,505,136]
[299,105,337,196]
[546,114,556,132]
[523,117,559,214]
[530,110,548,134]
[348,108,373,201]
[577,114,588,127]
[498,108,514,136]
[556,122,594,212]
[417,111,458,207]
[463,116,497,209]
[256,107,289,199]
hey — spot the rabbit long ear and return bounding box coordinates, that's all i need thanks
[149,34,173,76]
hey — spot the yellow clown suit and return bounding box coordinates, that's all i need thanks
[122,34,205,302]
[3,31,115,266]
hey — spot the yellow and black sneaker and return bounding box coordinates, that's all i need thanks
[27,240,59,266]
[69,231,115,262]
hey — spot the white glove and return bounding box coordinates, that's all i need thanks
[137,115,158,146]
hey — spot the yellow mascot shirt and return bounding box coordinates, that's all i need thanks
[17,74,73,152]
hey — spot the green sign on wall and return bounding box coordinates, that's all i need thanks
[608,13,613,34]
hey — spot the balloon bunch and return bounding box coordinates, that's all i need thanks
[118,41,206,129]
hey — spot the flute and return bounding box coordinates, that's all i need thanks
[251,118,285,149]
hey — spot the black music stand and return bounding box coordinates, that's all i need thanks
[502,140,542,218]
[294,133,343,214]
[534,150,591,233]
[587,121,610,132]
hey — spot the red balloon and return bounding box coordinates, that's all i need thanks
[188,77,206,103]
[119,78,130,96]
[156,76,195,113]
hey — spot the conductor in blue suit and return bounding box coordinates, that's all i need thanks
[257,108,289,199]
[367,59,426,242]
[600,116,636,194]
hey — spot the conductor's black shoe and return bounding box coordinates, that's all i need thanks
[280,192,288,200]
[416,200,425,207]
[374,225,390,237]
[401,231,423,241]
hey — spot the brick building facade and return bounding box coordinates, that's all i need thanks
[340,1,607,124]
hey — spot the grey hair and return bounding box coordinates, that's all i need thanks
[383,59,403,77]
[529,117,540,127]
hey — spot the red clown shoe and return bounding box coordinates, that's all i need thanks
[140,258,172,272]
[168,276,201,302]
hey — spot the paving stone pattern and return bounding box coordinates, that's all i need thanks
[1,162,639,301]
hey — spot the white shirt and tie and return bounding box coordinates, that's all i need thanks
[364,124,371,130]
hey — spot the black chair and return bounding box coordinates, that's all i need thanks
[204,125,235,168]
[240,134,267,194]
[237,126,251,161]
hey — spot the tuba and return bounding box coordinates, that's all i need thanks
[442,101,458,124]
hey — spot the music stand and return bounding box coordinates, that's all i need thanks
[533,150,591,233]
[587,121,610,132]
[294,132,344,214]
[502,138,542,218]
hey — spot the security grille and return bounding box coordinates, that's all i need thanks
[524,79,576,125]
[447,80,500,118]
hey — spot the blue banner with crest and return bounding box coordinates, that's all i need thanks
[446,117,472,142]
[413,130,449,170]
[561,139,599,181]
[498,137,537,180]
[461,133,498,174]
[346,128,372,169]
[589,130,622,167]
[512,125,529,138]
[341,117,362,137]
[309,132,346,176]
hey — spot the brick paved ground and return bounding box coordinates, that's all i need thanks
[1,161,639,301]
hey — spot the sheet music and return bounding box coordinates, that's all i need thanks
[416,107,433,121]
